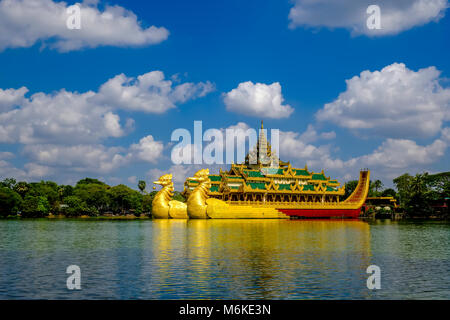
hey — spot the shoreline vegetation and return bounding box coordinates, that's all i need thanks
[0,172,448,220]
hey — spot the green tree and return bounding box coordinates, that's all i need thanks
[74,183,110,214]
[76,178,106,186]
[108,184,143,214]
[1,178,16,189]
[373,180,384,194]
[344,180,358,198]
[28,181,59,208]
[393,172,435,217]
[381,188,397,198]
[21,195,50,217]
[58,185,73,200]
[173,191,186,202]
[63,196,91,217]
[143,191,158,214]
[13,181,30,198]
[0,186,22,217]
[138,180,146,194]
[393,173,413,208]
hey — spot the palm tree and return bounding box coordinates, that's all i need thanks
[138,180,146,194]
[373,180,383,194]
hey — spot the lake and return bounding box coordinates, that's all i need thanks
[0,219,449,299]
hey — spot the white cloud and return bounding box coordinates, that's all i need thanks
[357,138,447,169]
[0,159,50,180]
[298,124,336,144]
[277,125,450,183]
[0,71,213,144]
[23,144,131,173]
[316,63,450,139]
[0,87,28,112]
[0,89,130,144]
[22,134,164,174]
[129,135,164,163]
[224,81,294,119]
[0,0,169,52]
[289,0,449,36]
[0,151,14,159]
[95,71,214,113]
[279,129,337,168]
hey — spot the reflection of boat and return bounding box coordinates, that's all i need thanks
[183,219,372,299]
[181,122,370,219]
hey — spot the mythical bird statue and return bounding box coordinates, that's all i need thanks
[152,174,188,219]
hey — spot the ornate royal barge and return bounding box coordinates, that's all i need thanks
[152,123,370,219]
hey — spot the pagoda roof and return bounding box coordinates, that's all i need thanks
[311,173,326,181]
[248,182,266,190]
[209,175,221,182]
[294,169,309,176]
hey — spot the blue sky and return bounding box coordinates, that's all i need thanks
[0,0,449,189]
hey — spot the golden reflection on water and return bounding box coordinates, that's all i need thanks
[150,219,371,298]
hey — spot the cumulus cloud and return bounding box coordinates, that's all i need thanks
[0,151,14,159]
[23,144,130,173]
[277,125,450,183]
[0,89,130,144]
[0,87,28,112]
[316,63,450,139]
[0,0,169,52]
[0,70,212,144]
[223,81,294,119]
[0,159,50,180]
[129,135,164,163]
[279,130,335,165]
[21,134,164,175]
[353,136,447,169]
[298,124,336,144]
[95,71,214,113]
[289,0,449,36]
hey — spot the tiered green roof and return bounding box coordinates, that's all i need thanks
[209,175,221,181]
[210,185,220,192]
[248,182,266,190]
[311,173,326,180]
[303,185,315,191]
[278,184,291,190]
[294,169,309,176]
[244,170,265,178]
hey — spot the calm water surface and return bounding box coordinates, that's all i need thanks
[0,219,449,299]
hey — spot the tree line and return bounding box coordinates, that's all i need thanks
[0,177,185,218]
[344,172,449,218]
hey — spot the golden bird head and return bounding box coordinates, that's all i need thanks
[153,173,173,186]
[190,168,210,182]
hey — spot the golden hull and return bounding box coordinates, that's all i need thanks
[168,201,188,219]
[205,198,289,219]
[187,205,208,219]
[151,208,170,219]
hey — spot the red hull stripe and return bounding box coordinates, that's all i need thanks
[278,208,361,218]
